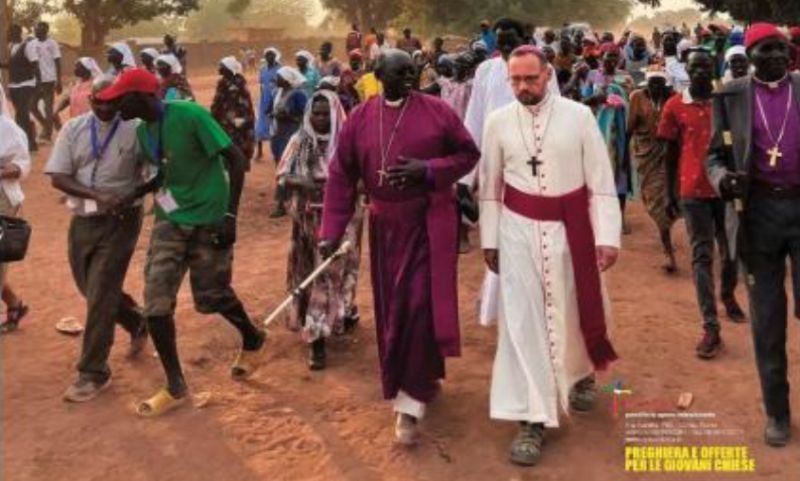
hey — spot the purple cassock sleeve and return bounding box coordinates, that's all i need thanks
[426,103,481,191]
[320,113,360,243]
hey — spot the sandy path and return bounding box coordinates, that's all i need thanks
[1,74,798,481]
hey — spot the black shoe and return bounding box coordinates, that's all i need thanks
[696,330,722,359]
[343,311,360,334]
[765,417,791,447]
[723,298,747,323]
[308,338,326,371]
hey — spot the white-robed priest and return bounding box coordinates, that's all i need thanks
[478,45,622,467]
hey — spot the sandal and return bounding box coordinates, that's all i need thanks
[231,334,266,379]
[509,422,545,466]
[136,388,188,417]
[0,302,29,334]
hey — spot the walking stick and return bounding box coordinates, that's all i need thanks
[262,241,352,329]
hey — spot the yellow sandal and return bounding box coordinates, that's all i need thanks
[136,388,188,418]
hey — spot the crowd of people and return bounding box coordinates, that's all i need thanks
[1,15,800,467]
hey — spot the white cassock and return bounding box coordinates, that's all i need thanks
[463,56,561,326]
[479,94,621,427]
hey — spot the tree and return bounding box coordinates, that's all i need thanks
[319,0,401,30]
[390,0,633,37]
[692,0,800,24]
[61,0,200,50]
[637,0,800,25]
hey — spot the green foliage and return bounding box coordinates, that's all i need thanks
[10,0,58,30]
[691,0,800,24]
[325,0,634,34]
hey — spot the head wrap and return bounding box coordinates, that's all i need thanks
[264,47,282,62]
[644,65,670,85]
[745,23,787,50]
[77,57,103,77]
[220,56,243,76]
[295,50,316,67]
[319,75,340,88]
[277,66,306,89]
[677,38,694,57]
[108,42,136,68]
[724,45,747,63]
[302,89,346,167]
[140,48,160,61]
[156,53,182,75]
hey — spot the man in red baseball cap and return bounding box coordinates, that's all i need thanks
[707,23,799,447]
[104,68,267,417]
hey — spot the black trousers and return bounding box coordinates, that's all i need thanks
[742,194,800,420]
[7,86,37,151]
[681,198,739,332]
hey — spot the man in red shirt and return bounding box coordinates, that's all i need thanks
[658,48,745,360]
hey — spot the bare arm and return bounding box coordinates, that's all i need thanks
[220,145,246,215]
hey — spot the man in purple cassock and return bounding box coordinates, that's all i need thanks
[319,49,480,445]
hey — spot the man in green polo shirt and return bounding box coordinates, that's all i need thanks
[96,69,265,416]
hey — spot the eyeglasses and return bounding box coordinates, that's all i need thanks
[509,75,541,85]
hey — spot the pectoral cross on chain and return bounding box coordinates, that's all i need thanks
[527,156,543,176]
[768,145,783,168]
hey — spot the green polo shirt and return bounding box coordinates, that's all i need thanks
[137,101,232,225]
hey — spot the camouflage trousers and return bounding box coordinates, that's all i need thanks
[144,219,240,318]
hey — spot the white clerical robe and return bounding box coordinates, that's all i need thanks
[479,95,621,427]
[463,56,561,326]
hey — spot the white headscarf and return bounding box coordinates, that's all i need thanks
[109,42,136,68]
[264,47,282,63]
[77,57,103,77]
[140,48,161,61]
[319,75,340,88]
[220,56,243,76]
[156,53,183,75]
[0,87,30,206]
[295,50,316,68]
[277,66,306,89]
[724,45,747,63]
[302,89,347,174]
[677,38,694,58]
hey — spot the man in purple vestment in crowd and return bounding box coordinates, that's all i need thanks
[319,49,480,445]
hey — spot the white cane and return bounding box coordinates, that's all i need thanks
[262,241,352,329]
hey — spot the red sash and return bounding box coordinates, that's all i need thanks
[503,183,618,370]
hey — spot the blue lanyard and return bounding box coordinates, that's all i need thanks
[89,115,121,188]
[144,103,166,165]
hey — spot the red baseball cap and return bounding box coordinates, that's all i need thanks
[745,23,787,50]
[95,68,159,101]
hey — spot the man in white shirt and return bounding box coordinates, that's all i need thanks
[2,24,39,151]
[31,21,62,142]
[45,76,150,403]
